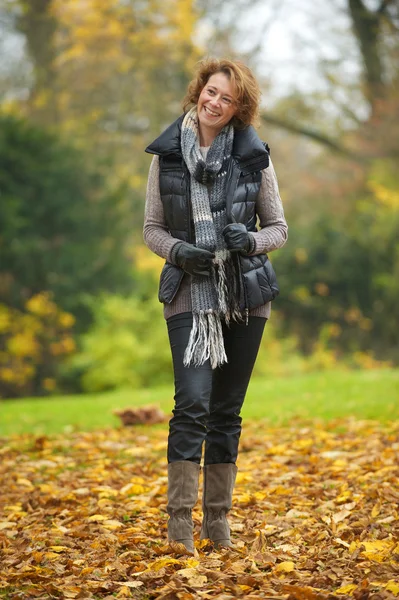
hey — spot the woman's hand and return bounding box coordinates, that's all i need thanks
[173,242,215,276]
[223,223,254,253]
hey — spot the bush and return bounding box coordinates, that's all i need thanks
[0,292,76,398]
[272,158,399,363]
[67,293,172,391]
[0,113,133,329]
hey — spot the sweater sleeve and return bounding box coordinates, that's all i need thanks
[143,155,182,263]
[249,157,288,254]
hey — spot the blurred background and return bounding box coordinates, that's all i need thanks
[0,0,398,400]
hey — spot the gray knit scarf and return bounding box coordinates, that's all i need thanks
[181,106,241,368]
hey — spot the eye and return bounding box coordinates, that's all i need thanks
[223,97,232,104]
[207,88,215,95]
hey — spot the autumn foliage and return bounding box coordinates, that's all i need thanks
[1,419,398,598]
[0,293,75,398]
[0,0,398,398]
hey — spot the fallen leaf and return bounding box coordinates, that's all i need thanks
[274,561,295,573]
[386,581,399,596]
[1,418,398,599]
[114,405,167,426]
[88,514,108,522]
[335,584,358,595]
[175,567,207,587]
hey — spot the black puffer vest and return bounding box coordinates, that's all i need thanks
[145,114,279,313]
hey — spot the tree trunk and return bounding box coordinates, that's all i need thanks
[348,0,386,111]
[17,0,58,124]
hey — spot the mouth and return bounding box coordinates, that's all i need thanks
[204,106,220,118]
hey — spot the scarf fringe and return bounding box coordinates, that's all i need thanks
[215,257,242,324]
[183,312,228,369]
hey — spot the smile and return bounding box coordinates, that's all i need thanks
[204,106,220,117]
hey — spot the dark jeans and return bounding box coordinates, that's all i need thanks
[166,312,266,465]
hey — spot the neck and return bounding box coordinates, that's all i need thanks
[199,123,221,147]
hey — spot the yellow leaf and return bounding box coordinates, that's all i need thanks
[124,447,147,457]
[386,581,399,596]
[80,567,95,576]
[88,514,108,522]
[349,541,357,553]
[16,478,34,489]
[275,561,295,573]
[336,490,352,503]
[116,587,131,598]
[147,557,181,571]
[349,540,395,562]
[293,438,314,449]
[236,472,253,483]
[333,459,348,468]
[185,558,199,568]
[120,483,148,495]
[32,551,43,563]
[39,484,53,493]
[49,546,69,552]
[335,584,357,595]
[268,444,287,454]
[45,552,62,560]
[371,502,381,518]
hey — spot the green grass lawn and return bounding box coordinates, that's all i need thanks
[1,369,398,437]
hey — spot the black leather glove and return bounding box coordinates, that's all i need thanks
[223,223,254,253]
[173,242,215,276]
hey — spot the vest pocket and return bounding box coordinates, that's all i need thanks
[158,262,185,304]
[239,255,279,309]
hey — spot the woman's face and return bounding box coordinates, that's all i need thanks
[197,72,237,135]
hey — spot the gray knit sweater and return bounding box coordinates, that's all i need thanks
[143,148,288,320]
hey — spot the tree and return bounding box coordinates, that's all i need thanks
[198,0,399,159]
[1,0,203,236]
[0,113,133,326]
[2,0,201,151]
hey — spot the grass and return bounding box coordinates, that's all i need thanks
[1,368,398,437]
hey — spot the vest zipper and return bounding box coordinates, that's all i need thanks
[182,168,192,243]
[236,255,249,326]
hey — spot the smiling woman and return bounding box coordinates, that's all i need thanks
[183,59,261,134]
[196,73,237,146]
[143,57,288,553]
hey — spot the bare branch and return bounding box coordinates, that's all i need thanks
[377,0,394,14]
[260,112,365,162]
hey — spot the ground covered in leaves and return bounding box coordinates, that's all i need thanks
[0,418,398,600]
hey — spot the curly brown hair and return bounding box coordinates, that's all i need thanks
[182,58,261,129]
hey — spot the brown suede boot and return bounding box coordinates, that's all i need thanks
[200,463,238,548]
[167,460,201,554]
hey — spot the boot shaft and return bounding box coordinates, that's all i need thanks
[167,460,201,553]
[202,463,238,514]
[167,460,201,516]
[201,462,238,547]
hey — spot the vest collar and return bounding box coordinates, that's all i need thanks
[145,113,269,172]
[145,115,184,158]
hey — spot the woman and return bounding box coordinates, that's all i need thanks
[143,58,288,554]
